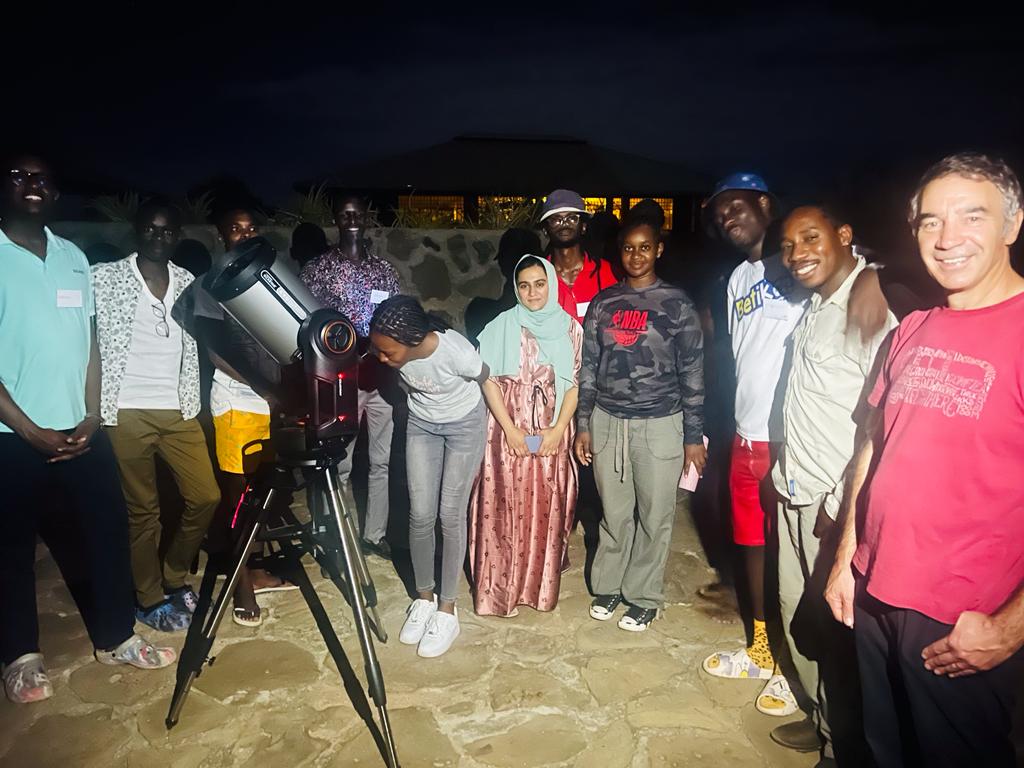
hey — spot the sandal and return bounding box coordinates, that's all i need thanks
[701,646,774,680]
[232,606,263,627]
[756,673,799,716]
[253,582,299,595]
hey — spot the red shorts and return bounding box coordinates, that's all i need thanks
[728,434,773,546]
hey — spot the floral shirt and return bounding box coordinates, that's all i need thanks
[92,256,201,426]
[299,247,401,337]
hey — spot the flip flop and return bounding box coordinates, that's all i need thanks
[232,607,263,627]
[253,582,299,595]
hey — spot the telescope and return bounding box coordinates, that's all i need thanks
[165,237,400,767]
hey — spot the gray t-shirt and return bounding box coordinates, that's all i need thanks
[399,330,483,422]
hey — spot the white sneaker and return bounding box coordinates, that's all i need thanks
[417,608,460,658]
[399,598,437,645]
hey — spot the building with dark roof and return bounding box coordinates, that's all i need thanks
[313,135,710,231]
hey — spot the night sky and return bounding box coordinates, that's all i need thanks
[7,3,1023,223]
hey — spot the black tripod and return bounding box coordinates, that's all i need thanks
[165,438,400,768]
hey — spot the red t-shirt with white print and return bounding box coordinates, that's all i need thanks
[853,291,1024,625]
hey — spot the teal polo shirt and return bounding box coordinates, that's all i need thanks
[0,226,94,433]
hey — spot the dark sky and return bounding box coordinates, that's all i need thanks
[7,3,1023,213]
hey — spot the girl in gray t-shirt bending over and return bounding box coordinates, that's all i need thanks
[369,296,488,659]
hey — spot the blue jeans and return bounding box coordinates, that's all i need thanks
[406,398,486,603]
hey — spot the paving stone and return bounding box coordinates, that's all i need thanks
[740,706,819,768]
[575,622,662,652]
[700,671,766,710]
[573,719,633,768]
[465,714,588,767]
[646,731,765,768]
[2,709,132,768]
[500,629,562,663]
[138,689,230,745]
[38,612,91,662]
[581,650,679,705]
[0,696,40,757]
[239,713,329,768]
[627,685,732,731]
[127,743,227,768]
[488,662,592,711]
[193,639,320,701]
[68,661,160,706]
[373,629,501,693]
[329,706,457,767]
[9,485,968,768]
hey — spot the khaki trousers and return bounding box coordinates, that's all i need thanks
[778,495,867,764]
[590,408,686,610]
[106,409,220,607]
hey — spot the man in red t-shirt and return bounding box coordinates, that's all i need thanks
[825,153,1024,768]
[540,189,617,324]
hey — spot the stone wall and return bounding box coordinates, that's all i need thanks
[51,223,512,331]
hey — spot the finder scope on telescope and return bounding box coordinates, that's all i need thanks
[203,237,359,454]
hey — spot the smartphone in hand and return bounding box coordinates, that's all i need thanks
[524,435,543,454]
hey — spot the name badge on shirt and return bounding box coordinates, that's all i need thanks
[56,289,83,308]
[370,289,390,305]
[576,301,590,318]
[763,299,792,321]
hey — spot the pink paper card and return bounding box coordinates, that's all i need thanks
[678,435,710,492]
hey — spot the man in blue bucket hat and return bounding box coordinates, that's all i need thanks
[698,172,888,765]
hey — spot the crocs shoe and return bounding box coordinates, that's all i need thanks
[95,634,176,669]
[2,653,53,704]
[756,673,799,717]
[167,586,200,614]
[136,600,191,632]
[399,598,437,645]
[702,646,774,680]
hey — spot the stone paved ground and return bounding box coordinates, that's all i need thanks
[0,492,820,768]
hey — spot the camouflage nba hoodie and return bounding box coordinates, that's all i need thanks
[577,279,704,443]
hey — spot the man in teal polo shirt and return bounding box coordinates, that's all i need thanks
[0,155,176,704]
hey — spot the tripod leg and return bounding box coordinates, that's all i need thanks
[322,468,400,768]
[328,476,387,640]
[166,486,277,729]
[277,539,396,765]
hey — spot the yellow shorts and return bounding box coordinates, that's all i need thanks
[212,410,271,475]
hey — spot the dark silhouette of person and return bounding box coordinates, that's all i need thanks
[172,238,212,277]
[464,227,542,346]
[290,222,328,271]
[84,241,125,266]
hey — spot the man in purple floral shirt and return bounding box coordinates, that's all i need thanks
[300,195,401,559]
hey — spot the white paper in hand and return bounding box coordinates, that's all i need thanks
[678,435,710,492]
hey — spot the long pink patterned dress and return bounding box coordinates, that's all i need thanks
[469,323,583,617]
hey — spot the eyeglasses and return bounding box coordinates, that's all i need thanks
[546,213,581,228]
[152,300,170,338]
[9,169,51,187]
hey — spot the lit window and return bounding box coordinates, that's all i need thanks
[629,198,674,230]
[398,195,464,225]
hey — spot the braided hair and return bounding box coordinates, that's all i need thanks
[370,295,449,347]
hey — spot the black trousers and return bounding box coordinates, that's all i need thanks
[855,583,1024,768]
[0,431,135,664]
